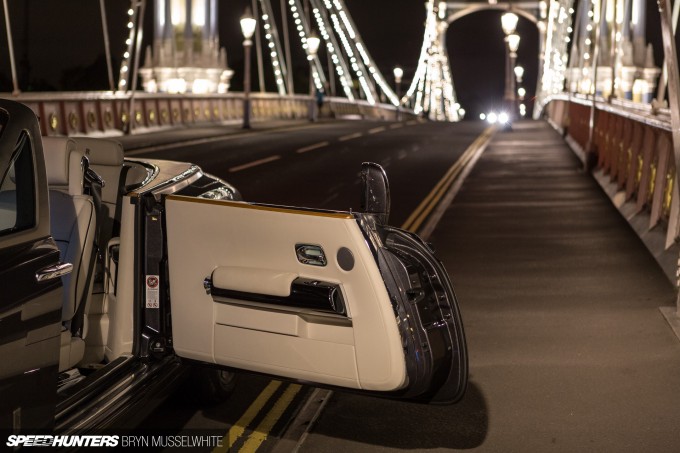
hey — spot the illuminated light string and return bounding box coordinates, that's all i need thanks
[328,0,400,105]
[259,0,289,95]
[287,0,328,92]
[311,0,355,101]
[405,0,437,104]
[118,4,139,91]
[405,0,436,99]
[404,0,459,120]
[324,2,376,104]
[535,0,575,115]
[309,0,356,99]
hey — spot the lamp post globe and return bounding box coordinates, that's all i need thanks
[514,65,524,83]
[501,12,519,35]
[393,67,404,85]
[393,66,404,120]
[240,8,256,129]
[307,33,321,59]
[501,12,520,124]
[240,10,256,40]
[507,33,521,54]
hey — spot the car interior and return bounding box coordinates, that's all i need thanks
[42,137,150,385]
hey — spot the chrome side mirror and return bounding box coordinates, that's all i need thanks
[360,162,390,225]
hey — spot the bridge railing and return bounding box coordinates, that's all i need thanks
[0,92,414,137]
[543,94,679,281]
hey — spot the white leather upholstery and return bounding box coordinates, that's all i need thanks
[49,191,95,322]
[71,138,125,366]
[43,137,96,372]
[43,137,84,196]
[73,137,124,207]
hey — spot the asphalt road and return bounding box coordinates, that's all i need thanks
[124,119,488,451]
[299,121,680,453]
[125,119,486,227]
[121,120,680,452]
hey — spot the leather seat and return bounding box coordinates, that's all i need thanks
[72,137,125,365]
[43,137,96,372]
[73,137,125,249]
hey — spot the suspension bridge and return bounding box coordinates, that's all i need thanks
[2,0,680,450]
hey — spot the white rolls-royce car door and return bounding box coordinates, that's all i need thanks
[164,166,467,404]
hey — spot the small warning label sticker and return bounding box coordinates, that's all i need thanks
[146,275,160,309]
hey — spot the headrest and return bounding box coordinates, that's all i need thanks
[72,137,124,167]
[43,137,85,196]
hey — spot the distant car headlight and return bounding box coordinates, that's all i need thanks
[487,112,498,124]
[498,112,509,124]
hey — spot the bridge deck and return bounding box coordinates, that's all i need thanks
[301,120,680,452]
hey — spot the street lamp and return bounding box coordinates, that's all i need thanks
[501,12,519,35]
[240,8,256,129]
[393,66,403,120]
[514,65,524,83]
[393,67,404,92]
[507,33,520,55]
[307,31,321,121]
[506,33,520,119]
[501,9,520,121]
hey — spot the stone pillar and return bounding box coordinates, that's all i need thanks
[620,39,635,99]
[596,67,613,98]
[184,0,193,66]
[630,0,646,41]
[641,44,661,103]
[154,0,164,41]
[210,0,217,41]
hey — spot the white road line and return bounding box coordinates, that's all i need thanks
[296,141,329,154]
[229,155,281,173]
[390,123,404,129]
[368,126,386,134]
[338,132,363,142]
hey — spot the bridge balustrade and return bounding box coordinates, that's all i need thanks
[5,92,411,138]
[544,94,679,280]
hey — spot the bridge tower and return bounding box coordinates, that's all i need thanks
[534,0,661,115]
[405,1,545,122]
[405,1,460,121]
[118,0,234,94]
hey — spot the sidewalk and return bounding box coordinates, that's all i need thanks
[301,120,680,452]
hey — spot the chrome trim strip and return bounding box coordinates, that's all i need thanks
[212,296,353,324]
[35,262,73,282]
[131,165,204,200]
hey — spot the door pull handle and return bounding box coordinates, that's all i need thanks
[35,262,73,282]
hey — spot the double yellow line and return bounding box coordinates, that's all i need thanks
[401,126,495,233]
[213,381,302,453]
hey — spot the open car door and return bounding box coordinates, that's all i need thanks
[164,164,467,403]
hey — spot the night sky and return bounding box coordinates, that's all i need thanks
[0,1,540,118]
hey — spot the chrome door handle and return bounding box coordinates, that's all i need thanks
[295,244,327,267]
[36,262,73,282]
